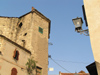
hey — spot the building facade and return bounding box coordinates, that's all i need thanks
[0,7,51,75]
[0,35,31,75]
[83,0,100,74]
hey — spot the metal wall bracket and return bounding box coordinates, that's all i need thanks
[77,29,89,36]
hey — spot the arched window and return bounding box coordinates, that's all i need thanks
[13,49,19,60]
[11,68,17,75]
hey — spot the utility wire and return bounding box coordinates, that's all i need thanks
[51,59,89,64]
[50,57,71,73]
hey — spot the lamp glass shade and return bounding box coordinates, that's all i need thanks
[72,17,83,28]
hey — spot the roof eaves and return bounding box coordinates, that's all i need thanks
[0,35,31,54]
[33,9,51,39]
[0,16,18,18]
[19,11,32,18]
[19,9,51,39]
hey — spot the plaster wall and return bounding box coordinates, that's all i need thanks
[0,60,28,75]
[84,0,100,74]
[0,36,30,75]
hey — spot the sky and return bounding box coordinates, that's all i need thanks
[0,0,94,75]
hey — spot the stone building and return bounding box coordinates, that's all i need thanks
[83,0,100,74]
[0,7,51,75]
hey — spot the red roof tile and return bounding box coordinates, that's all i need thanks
[60,73,89,75]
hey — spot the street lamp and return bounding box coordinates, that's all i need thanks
[72,17,89,36]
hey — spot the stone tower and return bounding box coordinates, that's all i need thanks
[0,7,51,75]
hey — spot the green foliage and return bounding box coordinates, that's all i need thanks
[26,57,37,74]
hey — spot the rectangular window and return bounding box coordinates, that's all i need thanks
[39,27,43,34]
[36,66,42,75]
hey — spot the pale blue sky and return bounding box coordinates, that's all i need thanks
[0,0,94,74]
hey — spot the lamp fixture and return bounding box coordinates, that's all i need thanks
[72,17,89,36]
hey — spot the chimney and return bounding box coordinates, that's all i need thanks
[59,71,61,75]
[32,7,35,11]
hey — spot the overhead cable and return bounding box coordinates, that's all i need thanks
[52,59,89,64]
[50,58,71,73]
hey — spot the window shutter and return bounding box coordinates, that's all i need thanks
[39,27,43,34]
[11,68,17,75]
[13,49,19,61]
[13,49,16,58]
[16,51,19,60]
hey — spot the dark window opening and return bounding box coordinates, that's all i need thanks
[13,50,19,60]
[39,27,43,34]
[24,33,27,36]
[11,68,17,75]
[19,22,23,28]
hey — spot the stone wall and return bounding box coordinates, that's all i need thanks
[15,13,34,52]
[0,17,18,41]
[32,12,49,75]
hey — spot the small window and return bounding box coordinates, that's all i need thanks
[39,27,43,34]
[11,68,17,75]
[13,49,19,60]
[19,22,23,28]
[36,66,42,75]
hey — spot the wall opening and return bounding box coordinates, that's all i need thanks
[19,22,23,28]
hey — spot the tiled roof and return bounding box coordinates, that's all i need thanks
[60,73,89,75]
